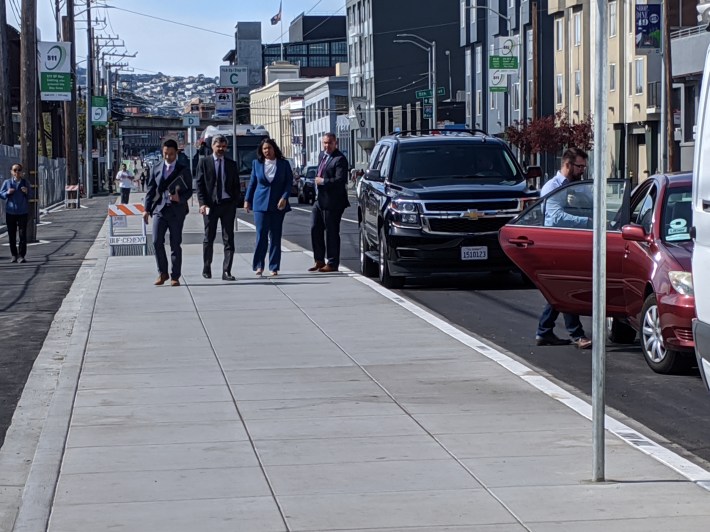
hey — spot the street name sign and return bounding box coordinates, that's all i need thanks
[416,87,446,99]
[220,65,248,88]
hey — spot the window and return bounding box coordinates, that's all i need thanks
[628,61,633,96]
[556,18,563,51]
[476,45,482,74]
[574,13,581,46]
[509,0,514,7]
[490,92,497,110]
[609,1,617,37]
[610,63,616,92]
[489,43,494,59]
[460,0,466,29]
[556,74,563,105]
[527,79,533,109]
[476,89,482,116]
[527,29,533,60]
[513,83,520,111]
[574,70,581,97]
[635,58,644,94]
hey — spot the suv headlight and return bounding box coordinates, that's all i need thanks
[390,200,421,227]
[669,271,693,296]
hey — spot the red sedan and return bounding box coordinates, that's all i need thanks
[499,173,695,374]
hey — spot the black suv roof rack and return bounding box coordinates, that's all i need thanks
[391,128,489,138]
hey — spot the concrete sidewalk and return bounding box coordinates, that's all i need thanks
[2,202,710,531]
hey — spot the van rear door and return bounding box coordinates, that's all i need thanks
[692,46,710,392]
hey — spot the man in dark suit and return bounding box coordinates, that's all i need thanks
[143,139,193,286]
[309,132,350,273]
[196,134,240,281]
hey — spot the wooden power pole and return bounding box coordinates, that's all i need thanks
[0,0,14,145]
[20,0,38,241]
[663,0,676,171]
[63,0,79,206]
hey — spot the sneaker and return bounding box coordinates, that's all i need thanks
[572,336,592,349]
[535,334,572,346]
[19,257,26,263]
[10,256,17,263]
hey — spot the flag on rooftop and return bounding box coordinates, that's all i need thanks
[271,1,282,25]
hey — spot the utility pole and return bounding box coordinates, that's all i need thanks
[20,0,39,242]
[0,0,14,145]
[85,0,93,198]
[663,0,676,171]
[63,0,79,206]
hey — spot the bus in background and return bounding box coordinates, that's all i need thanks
[196,124,270,205]
[692,42,710,393]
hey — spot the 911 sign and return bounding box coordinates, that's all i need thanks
[219,66,248,88]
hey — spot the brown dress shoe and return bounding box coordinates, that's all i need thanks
[171,278,181,287]
[308,261,326,272]
[154,273,169,285]
[318,264,339,273]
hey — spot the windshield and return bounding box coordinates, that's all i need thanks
[305,166,317,179]
[392,143,524,185]
[662,186,692,242]
[199,135,267,175]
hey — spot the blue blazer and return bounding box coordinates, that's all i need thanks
[245,159,293,213]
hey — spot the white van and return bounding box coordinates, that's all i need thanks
[692,45,710,392]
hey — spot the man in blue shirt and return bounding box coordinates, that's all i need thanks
[0,164,32,263]
[535,148,592,350]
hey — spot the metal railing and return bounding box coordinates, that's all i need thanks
[671,24,707,40]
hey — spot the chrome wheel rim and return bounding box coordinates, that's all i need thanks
[642,304,666,363]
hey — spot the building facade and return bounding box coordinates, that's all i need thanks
[263,38,348,80]
[304,77,349,165]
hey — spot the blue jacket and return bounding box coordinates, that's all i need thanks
[0,178,32,215]
[245,159,293,213]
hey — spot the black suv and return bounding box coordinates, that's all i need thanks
[358,129,541,288]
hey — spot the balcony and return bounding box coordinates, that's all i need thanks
[671,25,710,77]
[647,81,660,114]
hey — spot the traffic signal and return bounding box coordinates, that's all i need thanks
[698,2,710,31]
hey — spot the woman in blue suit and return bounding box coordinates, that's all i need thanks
[244,138,294,276]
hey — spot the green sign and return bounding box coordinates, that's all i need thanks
[423,97,433,104]
[40,73,72,93]
[490,86,507,93]
[416,87,446,99]
[489,56,518,71]
[91,95,108,125]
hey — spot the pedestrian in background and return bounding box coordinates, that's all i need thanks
[308,132,350,273]
[115,163,133,204]
[0,164,32,263]
[244,138,293,276]
[140,165,149,192]
[196,134,240,281]
[534,147,592,350]
[143,139,193,286]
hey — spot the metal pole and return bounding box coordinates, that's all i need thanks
[85,3,93,198]
[660,0,667,173]
[428,47,433,129]
[432,40,438,128]
[519,0,524,122]
[106,64,112,187]
[446,50,452,102]
[591,0,609,483]
[232,88,237,161]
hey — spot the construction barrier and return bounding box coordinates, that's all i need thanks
[64,185,79,208]
[107,203,148,256]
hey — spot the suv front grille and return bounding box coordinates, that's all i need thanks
[426,217,510,234]
[424,200,518,211]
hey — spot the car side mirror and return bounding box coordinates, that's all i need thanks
[526,166,542,179]
[365,168,383,182]
[621,223,652,243]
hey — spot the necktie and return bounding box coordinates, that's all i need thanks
[216,158,223,203]
[317,154,329,176]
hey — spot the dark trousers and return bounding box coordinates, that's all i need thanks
[152,206,186,280]
[120,187,131,204]
[253,210,286,272]
[536,302,585,339]
[202,201,237,274]
[310,204,344,268]
[6,213,28,258]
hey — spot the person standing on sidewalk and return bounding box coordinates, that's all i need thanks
[308,132,349,273]
[143,139,193,287]
[115,164,133,204]
[244,138,293,277]
[534,147,592,350]
[0,164,32,263]
[196,134,240,281]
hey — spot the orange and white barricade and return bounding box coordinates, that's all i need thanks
[108,203,148,256]
[65,185,80,208]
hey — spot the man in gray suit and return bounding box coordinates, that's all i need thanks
[196,134,240,281]
[143,139,193,286]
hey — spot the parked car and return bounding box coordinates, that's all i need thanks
[499,173,695,374]
[358,129,541,288]
[298,165,317,204]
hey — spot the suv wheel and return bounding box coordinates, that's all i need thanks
[297,192,305,204]
[640,294,688,374]
[359,225,377,277]
[378,227,404,289]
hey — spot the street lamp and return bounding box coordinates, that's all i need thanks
[445,50,452,102]
[393,33,437,128]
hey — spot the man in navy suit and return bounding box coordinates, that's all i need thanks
[196,134,240,281]
[308,132,350,273]
[143,139,193,286]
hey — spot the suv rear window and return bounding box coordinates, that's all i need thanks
[392,142,524,185]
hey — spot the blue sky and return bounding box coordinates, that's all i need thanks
[5,0,345,77]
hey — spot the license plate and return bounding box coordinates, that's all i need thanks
[461,246,488,260]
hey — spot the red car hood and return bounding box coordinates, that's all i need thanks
[664,241,693,271]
